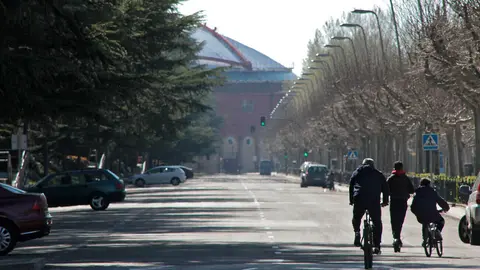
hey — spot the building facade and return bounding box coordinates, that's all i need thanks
[190,25,296,173]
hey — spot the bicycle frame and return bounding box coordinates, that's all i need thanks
[423,210,444,258]
[362,210,374,269]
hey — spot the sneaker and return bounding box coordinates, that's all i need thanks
[354,232,361,247]
[373,246,381,255]
[393,238,403,247]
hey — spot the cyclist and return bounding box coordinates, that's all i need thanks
[410,178,450,246]
[387,161,415,249]
[350,158,390,254]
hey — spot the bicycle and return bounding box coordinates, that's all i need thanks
[422,210,444,258]
[361,210,374,269]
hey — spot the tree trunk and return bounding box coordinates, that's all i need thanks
[455,123,465,176]
[401,131,409,170]
[394,137,400,161]
[445,127,456,177]
[416,125,424,173]
[375,134,382,170]
[385,136,394,172]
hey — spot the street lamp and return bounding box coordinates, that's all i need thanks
[351,9,387,73]
[324,44,348,72]
[331,36,360,71]
[316,53,338,72]
[310,60,333,79]
[340,23,371,74]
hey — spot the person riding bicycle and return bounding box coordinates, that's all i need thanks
[349,158,390,254]
[387,161,415,249]
[410,178,450,247]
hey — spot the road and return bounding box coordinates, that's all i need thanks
[8,174,479,270]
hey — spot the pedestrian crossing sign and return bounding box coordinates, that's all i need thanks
[347,151,358,160]
[422,133,439,151]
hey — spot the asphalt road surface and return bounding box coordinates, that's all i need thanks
[9,174,479,270]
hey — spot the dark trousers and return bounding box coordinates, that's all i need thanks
[390,198,408,239]
[421,216,445,239]
[352,202,382,247]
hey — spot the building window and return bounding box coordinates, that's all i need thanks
[241,99,254,112]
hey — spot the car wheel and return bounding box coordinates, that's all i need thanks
[0,221,18,256]
[135,179,145,188]
[470,221,480,245]
[459,215,470,244]
[90,193,110,211]
[171,177,181,186]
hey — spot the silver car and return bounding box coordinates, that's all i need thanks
[458,176,480,245]
[130,166,186,187]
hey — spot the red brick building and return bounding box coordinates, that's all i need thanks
[191,25,296,173]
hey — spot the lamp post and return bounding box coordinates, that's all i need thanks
[324,44,348,73]
[331,36,360,71]
[351,9,387,73]
[316,53,338,73]
[340,23,372,74]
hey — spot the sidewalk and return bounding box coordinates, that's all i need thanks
[273,173,465,220]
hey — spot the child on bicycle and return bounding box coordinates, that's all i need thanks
[410,178,450,246]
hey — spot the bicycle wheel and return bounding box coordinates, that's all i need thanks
[363,225,373,269]
[435,240,443,257]
[423,228,432,257]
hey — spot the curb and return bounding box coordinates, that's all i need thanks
[0,258,45,270]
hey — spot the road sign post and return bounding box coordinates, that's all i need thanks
[423,133,439,178]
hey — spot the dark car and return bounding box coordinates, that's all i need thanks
[177,166,194,179]
[24,169,126,211]
[0,183,52,255]
[300,164,329,188]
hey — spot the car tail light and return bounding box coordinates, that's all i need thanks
[115,181,124,190]
[32,201,41,211]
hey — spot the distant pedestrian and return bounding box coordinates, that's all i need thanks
[387,161,414,250]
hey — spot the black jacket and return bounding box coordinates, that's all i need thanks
[387,170,415,200]
[349,165,389,206]
[411,185,450,223]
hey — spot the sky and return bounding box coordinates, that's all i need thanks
[179,0,389,76]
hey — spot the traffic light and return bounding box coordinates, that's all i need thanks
[304,150,308,157]
[260,116,266,126]
[284,152,288,159]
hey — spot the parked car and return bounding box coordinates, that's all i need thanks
[130,166,186,187]
[458,175,480,245]
[24,169,126,211]
[176,166,194,179]
[0,183,52,255]
[300,164,329,188]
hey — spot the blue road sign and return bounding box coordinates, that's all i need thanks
[347,151,358,160]
[422,133,439,151]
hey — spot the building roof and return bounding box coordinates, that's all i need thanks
[192,25,297,82]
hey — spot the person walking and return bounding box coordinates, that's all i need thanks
[387,161,415,251]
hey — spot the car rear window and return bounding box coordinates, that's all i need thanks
[308,166,327,173]
[0,183,26,194]
[106,170,121,180]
